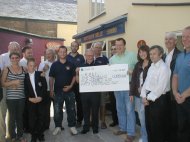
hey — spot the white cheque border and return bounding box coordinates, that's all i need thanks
[79,64,129,93]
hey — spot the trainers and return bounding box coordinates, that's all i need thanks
[52,127,61,135]
[70,127,78,135]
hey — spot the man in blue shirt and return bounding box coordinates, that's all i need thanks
[172,26,190,142]
[67,41,85,127]
[49,46,78,136]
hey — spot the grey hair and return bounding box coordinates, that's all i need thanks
[8,41,20,49]
[46,48,55,55]
[165,32,177,40]
[85,48,94,55]
[92,42,102,48]
[184,26,190,30]
[150,45,164,56]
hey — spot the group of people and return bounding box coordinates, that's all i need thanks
[0,25,190,142]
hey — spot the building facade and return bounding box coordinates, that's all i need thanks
[0,0,77,48]
[73,0,190,57]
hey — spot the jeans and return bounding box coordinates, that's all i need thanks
[114,91,136,136]
[54,91,76,127]
[135,97,148,142]
[7,99,25,139]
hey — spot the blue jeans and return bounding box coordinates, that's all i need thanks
[54,91,76,127]
[114,91,136,136]
[135,97,148,142]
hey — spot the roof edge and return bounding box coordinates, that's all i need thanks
[0,26,65,41]
[0,16,77,24]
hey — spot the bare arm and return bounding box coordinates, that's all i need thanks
[172,74,178,95]
[63,76,76,92]
[172,74,182,103]
[75,67,79,83]
[49,77,55,97]
[1,67,20,88]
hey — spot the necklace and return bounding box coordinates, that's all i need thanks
[11,66,21,75]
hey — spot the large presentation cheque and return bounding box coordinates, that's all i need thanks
[79,64,129,92]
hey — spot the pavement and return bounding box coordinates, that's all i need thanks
[22,103,141,142]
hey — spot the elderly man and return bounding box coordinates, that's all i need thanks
[172,26,190,142]
[0,41,20,142]
[109,38,137,142]
[163,32,180,142]
[76,49,101,134]
[38,49,56,130]
[92,42,109,129]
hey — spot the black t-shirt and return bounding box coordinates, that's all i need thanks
[67,53,85,67]
[49,60,76,93]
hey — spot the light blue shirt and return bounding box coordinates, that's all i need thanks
[173,51,190,94]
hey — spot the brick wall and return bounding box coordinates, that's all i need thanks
[0,17,57,37]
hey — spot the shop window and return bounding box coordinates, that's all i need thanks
[90,0,105,19]
[176,35,184,51]
[85,41,107,57]
[108,40,116,58]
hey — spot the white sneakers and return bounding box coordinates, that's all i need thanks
[53,127,78,135]
[70,127,78,135]
[52,127,61,135]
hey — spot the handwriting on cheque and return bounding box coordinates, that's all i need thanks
[80,68,127,86]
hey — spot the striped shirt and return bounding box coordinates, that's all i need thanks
[6,67,25,100]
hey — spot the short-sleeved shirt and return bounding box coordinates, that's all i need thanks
[0,52,11,70]
[173,51,190,94]
[49,60,76,93]
[67,53,85,67]
[95,55,109,65]
[38,60,54,91]
[19,57,27,68]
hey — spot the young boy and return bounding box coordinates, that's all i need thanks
[24,58,47,142]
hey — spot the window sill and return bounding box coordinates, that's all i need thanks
[88,11,106,23]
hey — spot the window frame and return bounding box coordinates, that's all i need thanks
[89,0,106,20]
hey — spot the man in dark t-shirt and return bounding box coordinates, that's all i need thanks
[67,41,85,127]
[49,46,78,136]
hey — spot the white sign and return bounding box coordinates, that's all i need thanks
[79,64,129,92]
